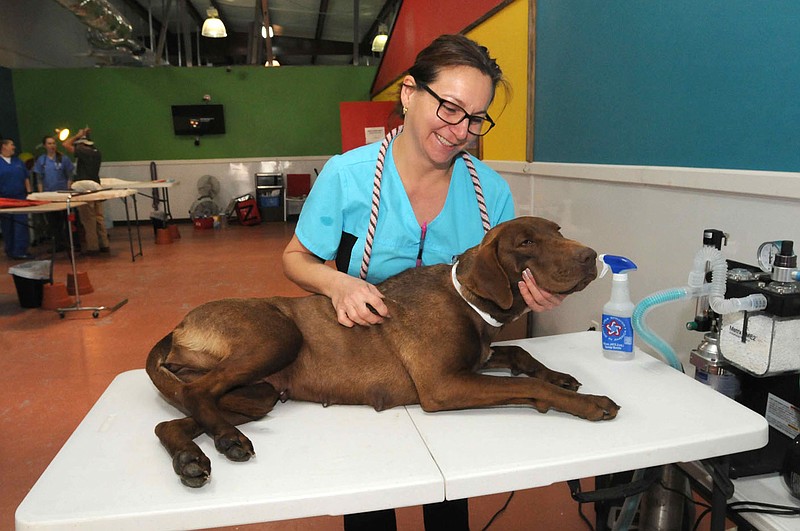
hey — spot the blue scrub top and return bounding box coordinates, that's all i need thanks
[295,140,514,284]
[0,157,29,199]
[34,154,74,191]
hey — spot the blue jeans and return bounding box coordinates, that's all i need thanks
[1,213,30,257]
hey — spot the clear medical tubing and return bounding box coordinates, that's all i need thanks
[611,468,646,531]
[632,247,767,372]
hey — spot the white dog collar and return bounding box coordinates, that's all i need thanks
[451,262,503,328]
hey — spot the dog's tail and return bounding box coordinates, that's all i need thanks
[145,333,189,412]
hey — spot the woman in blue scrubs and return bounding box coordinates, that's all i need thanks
[0,138,33,259]
[283,35,563,530]
[34,135,74,250]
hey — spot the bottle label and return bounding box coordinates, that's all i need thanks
[602,314,634,352]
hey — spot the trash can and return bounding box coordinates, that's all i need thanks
[9,260,51,308]
[255,173,285,222]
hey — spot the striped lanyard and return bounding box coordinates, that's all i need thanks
[359,126,491,280]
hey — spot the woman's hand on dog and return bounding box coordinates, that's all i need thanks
[518,268,565,312]
[331,274,389,327]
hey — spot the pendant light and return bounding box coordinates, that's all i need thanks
[371,24,389,53]
[201,8,227,38]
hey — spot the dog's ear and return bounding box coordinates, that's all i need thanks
[462,232,515,310]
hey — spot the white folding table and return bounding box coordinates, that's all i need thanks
[101,177,178,221]
[409,332,769,500]
[16,331,769,530]
[29,189,141,262]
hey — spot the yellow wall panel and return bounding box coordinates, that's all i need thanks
[467,0,529,161]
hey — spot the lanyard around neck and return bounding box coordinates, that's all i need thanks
[359,126,491,280]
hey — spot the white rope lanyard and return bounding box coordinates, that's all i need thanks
[359,126,491,280]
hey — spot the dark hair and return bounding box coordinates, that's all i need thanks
[407,34,507,99]
[397,34,510,122]
[41,135,62,162]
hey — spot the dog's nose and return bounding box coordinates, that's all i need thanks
[577,247,597,264]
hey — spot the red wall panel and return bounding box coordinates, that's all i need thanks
[339,101,403,152]
[371,0,507,96]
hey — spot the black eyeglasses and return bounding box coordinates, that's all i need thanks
[416,83,495,136]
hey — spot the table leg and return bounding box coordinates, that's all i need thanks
[122,196,134,261]
[121,195,143,262]
[709,456,731,531]
[163,187,173,220]
[132,195,143,260]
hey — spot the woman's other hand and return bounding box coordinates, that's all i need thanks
[518,268,565,312]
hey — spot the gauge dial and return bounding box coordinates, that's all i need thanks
[757,241,782,272]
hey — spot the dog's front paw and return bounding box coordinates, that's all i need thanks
[214,428,255,462]
[580,394,620,421]
[173,449,211,488]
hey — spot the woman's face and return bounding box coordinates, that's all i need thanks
[1,141,15,158]
[44,137,57,155]
[402,65,493,168]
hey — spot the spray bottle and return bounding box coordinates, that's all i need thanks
[599,254,638,360]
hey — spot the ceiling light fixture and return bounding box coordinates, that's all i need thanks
[201,8,227,38]
[371,24,389,53]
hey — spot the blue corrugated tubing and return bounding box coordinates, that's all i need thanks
[632,288,690,372]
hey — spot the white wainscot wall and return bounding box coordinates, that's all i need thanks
[490,160,800,371]
[101,156,330,222]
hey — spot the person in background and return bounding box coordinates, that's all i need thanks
[0,137,33,259]
[62,127,109,254]
[34,135,74,251]
[283,34,564,531]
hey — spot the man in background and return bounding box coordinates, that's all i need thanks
[0,137,33,259]
[63,128,109,254]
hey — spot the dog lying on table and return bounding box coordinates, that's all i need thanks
[146,216,620,487]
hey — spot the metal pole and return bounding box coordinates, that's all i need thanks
[261,0,274,65]
[352,0,359,65]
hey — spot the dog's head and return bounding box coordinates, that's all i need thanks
[459,217,597,311]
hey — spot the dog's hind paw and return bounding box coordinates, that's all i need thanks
[548,372,581,391]
[173,450,211,488]
[214,429,255,462]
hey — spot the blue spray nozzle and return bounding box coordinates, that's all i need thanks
[598,254,637,278]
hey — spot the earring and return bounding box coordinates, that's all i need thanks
[402,106,408,115]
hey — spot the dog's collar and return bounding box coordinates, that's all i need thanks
[451,262,503,328]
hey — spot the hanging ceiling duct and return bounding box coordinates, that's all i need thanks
[52,0,146,58]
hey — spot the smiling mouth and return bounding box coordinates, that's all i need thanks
[435,133,457,147]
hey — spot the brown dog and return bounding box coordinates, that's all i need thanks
[146,216,620,487]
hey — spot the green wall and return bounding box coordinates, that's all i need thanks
[13,65,377,161]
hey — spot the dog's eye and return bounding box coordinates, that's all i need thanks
[520,239,534,246]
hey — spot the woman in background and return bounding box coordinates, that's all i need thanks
[34,135,74,250]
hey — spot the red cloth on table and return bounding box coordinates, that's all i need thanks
[0,198,49,208]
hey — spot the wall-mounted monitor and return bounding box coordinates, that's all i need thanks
[171,104,225,135]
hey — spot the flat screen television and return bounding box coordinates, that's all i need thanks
[171,104,225,135]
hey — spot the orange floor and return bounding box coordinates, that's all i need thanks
[1,220,594,531]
